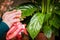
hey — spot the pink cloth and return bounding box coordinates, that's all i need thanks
[6,22,28,40]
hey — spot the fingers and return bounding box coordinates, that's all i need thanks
[10,10,21,15]
[3,10,21,17]
[7,10,21,19]
[10,10,17,13]
[9,12,21,18]
[2,10,15,19]
[2,12,10,19]
[2,10,22,28]
[11,18,20,23]
[11,10,21,15]
[17,10,22,14]
[11,15,20,19]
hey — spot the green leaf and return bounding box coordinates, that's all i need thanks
[55,9,60,15]
[16,4,37,18]
[45,13,52,22]
[27,12,45,39]
[54,3,60,15]
[49,15,60,29]
[43,25,52,38]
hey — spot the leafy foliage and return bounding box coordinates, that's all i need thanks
[27,12,45,39]
[54,0,60,15]
[16,4,37,18]
[45,13,52,22]
[14,0,60,40]
[43,25,52,38]
[49,15,60,29]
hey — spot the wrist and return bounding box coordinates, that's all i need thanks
[2,20,11,28]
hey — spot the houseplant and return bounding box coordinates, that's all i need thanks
[1,0,60,40]
[13,0,60,40]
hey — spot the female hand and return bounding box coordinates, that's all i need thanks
[2,10,21,28]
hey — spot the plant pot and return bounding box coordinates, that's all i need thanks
[35,32,55,40]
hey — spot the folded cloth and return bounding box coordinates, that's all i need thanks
[6,22,28,40]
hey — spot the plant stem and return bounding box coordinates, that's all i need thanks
[45,0,47,13]
[47,0,50,14]
[51,0,54,13]
[42,0,44,14]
